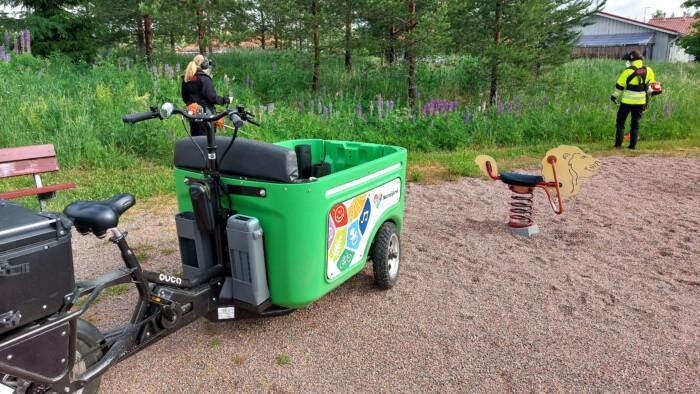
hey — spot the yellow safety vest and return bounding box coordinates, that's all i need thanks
[611,59,656,105]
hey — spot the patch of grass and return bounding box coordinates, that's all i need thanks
[209,338,222,348]
[275,353,292,366]
[408,138,700,183]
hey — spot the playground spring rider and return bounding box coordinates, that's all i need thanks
[475,145,601,236]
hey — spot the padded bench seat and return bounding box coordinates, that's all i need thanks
[174,137,299,183]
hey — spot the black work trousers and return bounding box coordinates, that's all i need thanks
[615,103,644,148]
[188,120,213,137]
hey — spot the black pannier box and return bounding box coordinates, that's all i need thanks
[0,200,75,335]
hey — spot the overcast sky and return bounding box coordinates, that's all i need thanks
[602,0,694,21]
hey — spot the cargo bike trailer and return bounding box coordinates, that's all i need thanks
[0,103,407,393]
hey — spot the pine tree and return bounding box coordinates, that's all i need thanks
[450,0,603,106]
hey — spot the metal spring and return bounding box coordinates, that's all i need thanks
[509,187,534,228]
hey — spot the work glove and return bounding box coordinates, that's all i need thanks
[610,95,617,104]
[227,96,233,105]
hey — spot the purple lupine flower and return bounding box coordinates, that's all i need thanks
[328,102,332,117]
[387,100,394,113]
[504,101,511,113]
[151,65,159,76]
[26,30,31,53]
[542,96,548,107]
[464,111,470,126]
[4,32,10,50]
[124,57,130,70]
[175,63,181,75]
[369,100,374,117]
[496,100,503,116]
[19,30,25,52]
[317,98,322,114]
[355,104,363,118]
[309,99,314,114]
[245,75,250,89]
[13,36,18,53]
[298,100,305,114]
[267,103,275,113]
[663,102,670,117]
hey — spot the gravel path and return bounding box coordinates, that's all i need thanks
[71,155,700,393]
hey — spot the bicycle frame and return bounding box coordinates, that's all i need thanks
[0,115,232,392]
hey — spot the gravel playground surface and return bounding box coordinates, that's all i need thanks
[72,155,700,393]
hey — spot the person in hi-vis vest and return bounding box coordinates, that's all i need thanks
[610,50,655,150]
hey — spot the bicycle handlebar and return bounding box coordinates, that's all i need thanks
[122,111,160,124]
[122,103,259,127]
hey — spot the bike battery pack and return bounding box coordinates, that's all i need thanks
[0,200,74,335]
[226,215,270,307]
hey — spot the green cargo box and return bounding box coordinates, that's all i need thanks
[174,139,407,308]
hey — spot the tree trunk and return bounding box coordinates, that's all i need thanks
[407,1,417,109]
[197,8,206,55]
[489,0,504,106]
[311,0,320,94]
[385,25,397,64]
[143,14,153,64]
[344,0,352,72]
[260,10,266,49]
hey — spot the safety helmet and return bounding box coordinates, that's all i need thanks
[649,81,663,96]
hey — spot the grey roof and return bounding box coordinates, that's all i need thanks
[579,33,655,47]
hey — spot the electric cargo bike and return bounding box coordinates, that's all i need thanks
[0,103,406,393]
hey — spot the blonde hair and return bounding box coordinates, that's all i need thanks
[183,54,206,82]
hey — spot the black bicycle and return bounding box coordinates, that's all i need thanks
[0,104,271,394]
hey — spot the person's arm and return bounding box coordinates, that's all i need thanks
[181,79,189,104]
[611,69,630,103]
[199,75,230,106]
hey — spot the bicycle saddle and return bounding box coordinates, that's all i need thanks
[64,194,135,237]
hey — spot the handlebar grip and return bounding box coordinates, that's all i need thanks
[122,111,159,124]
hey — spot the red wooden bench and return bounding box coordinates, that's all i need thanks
[0,144,76,210]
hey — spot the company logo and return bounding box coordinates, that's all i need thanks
[159,273,182,286]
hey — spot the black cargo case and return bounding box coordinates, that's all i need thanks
[0,200,75,335]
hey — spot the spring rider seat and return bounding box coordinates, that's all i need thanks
[475,145,601,237]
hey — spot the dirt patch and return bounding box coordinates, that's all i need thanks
[71,155,700,393]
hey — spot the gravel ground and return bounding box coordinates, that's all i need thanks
[70,155,700,393]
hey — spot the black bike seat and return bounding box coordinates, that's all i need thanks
[499,172,543,187]
[64,194,135,237]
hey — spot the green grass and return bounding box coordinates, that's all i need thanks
[1,51,698,201]
[275,353,292,366]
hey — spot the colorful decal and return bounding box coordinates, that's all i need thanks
[327,178,402,279]
[348,195,366,221]
[336,249,355,271]
[359,198,371,235]
[346,221,361,251]
[328,217,336,249]
[328,227,347,262]
[331,203,348,228]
